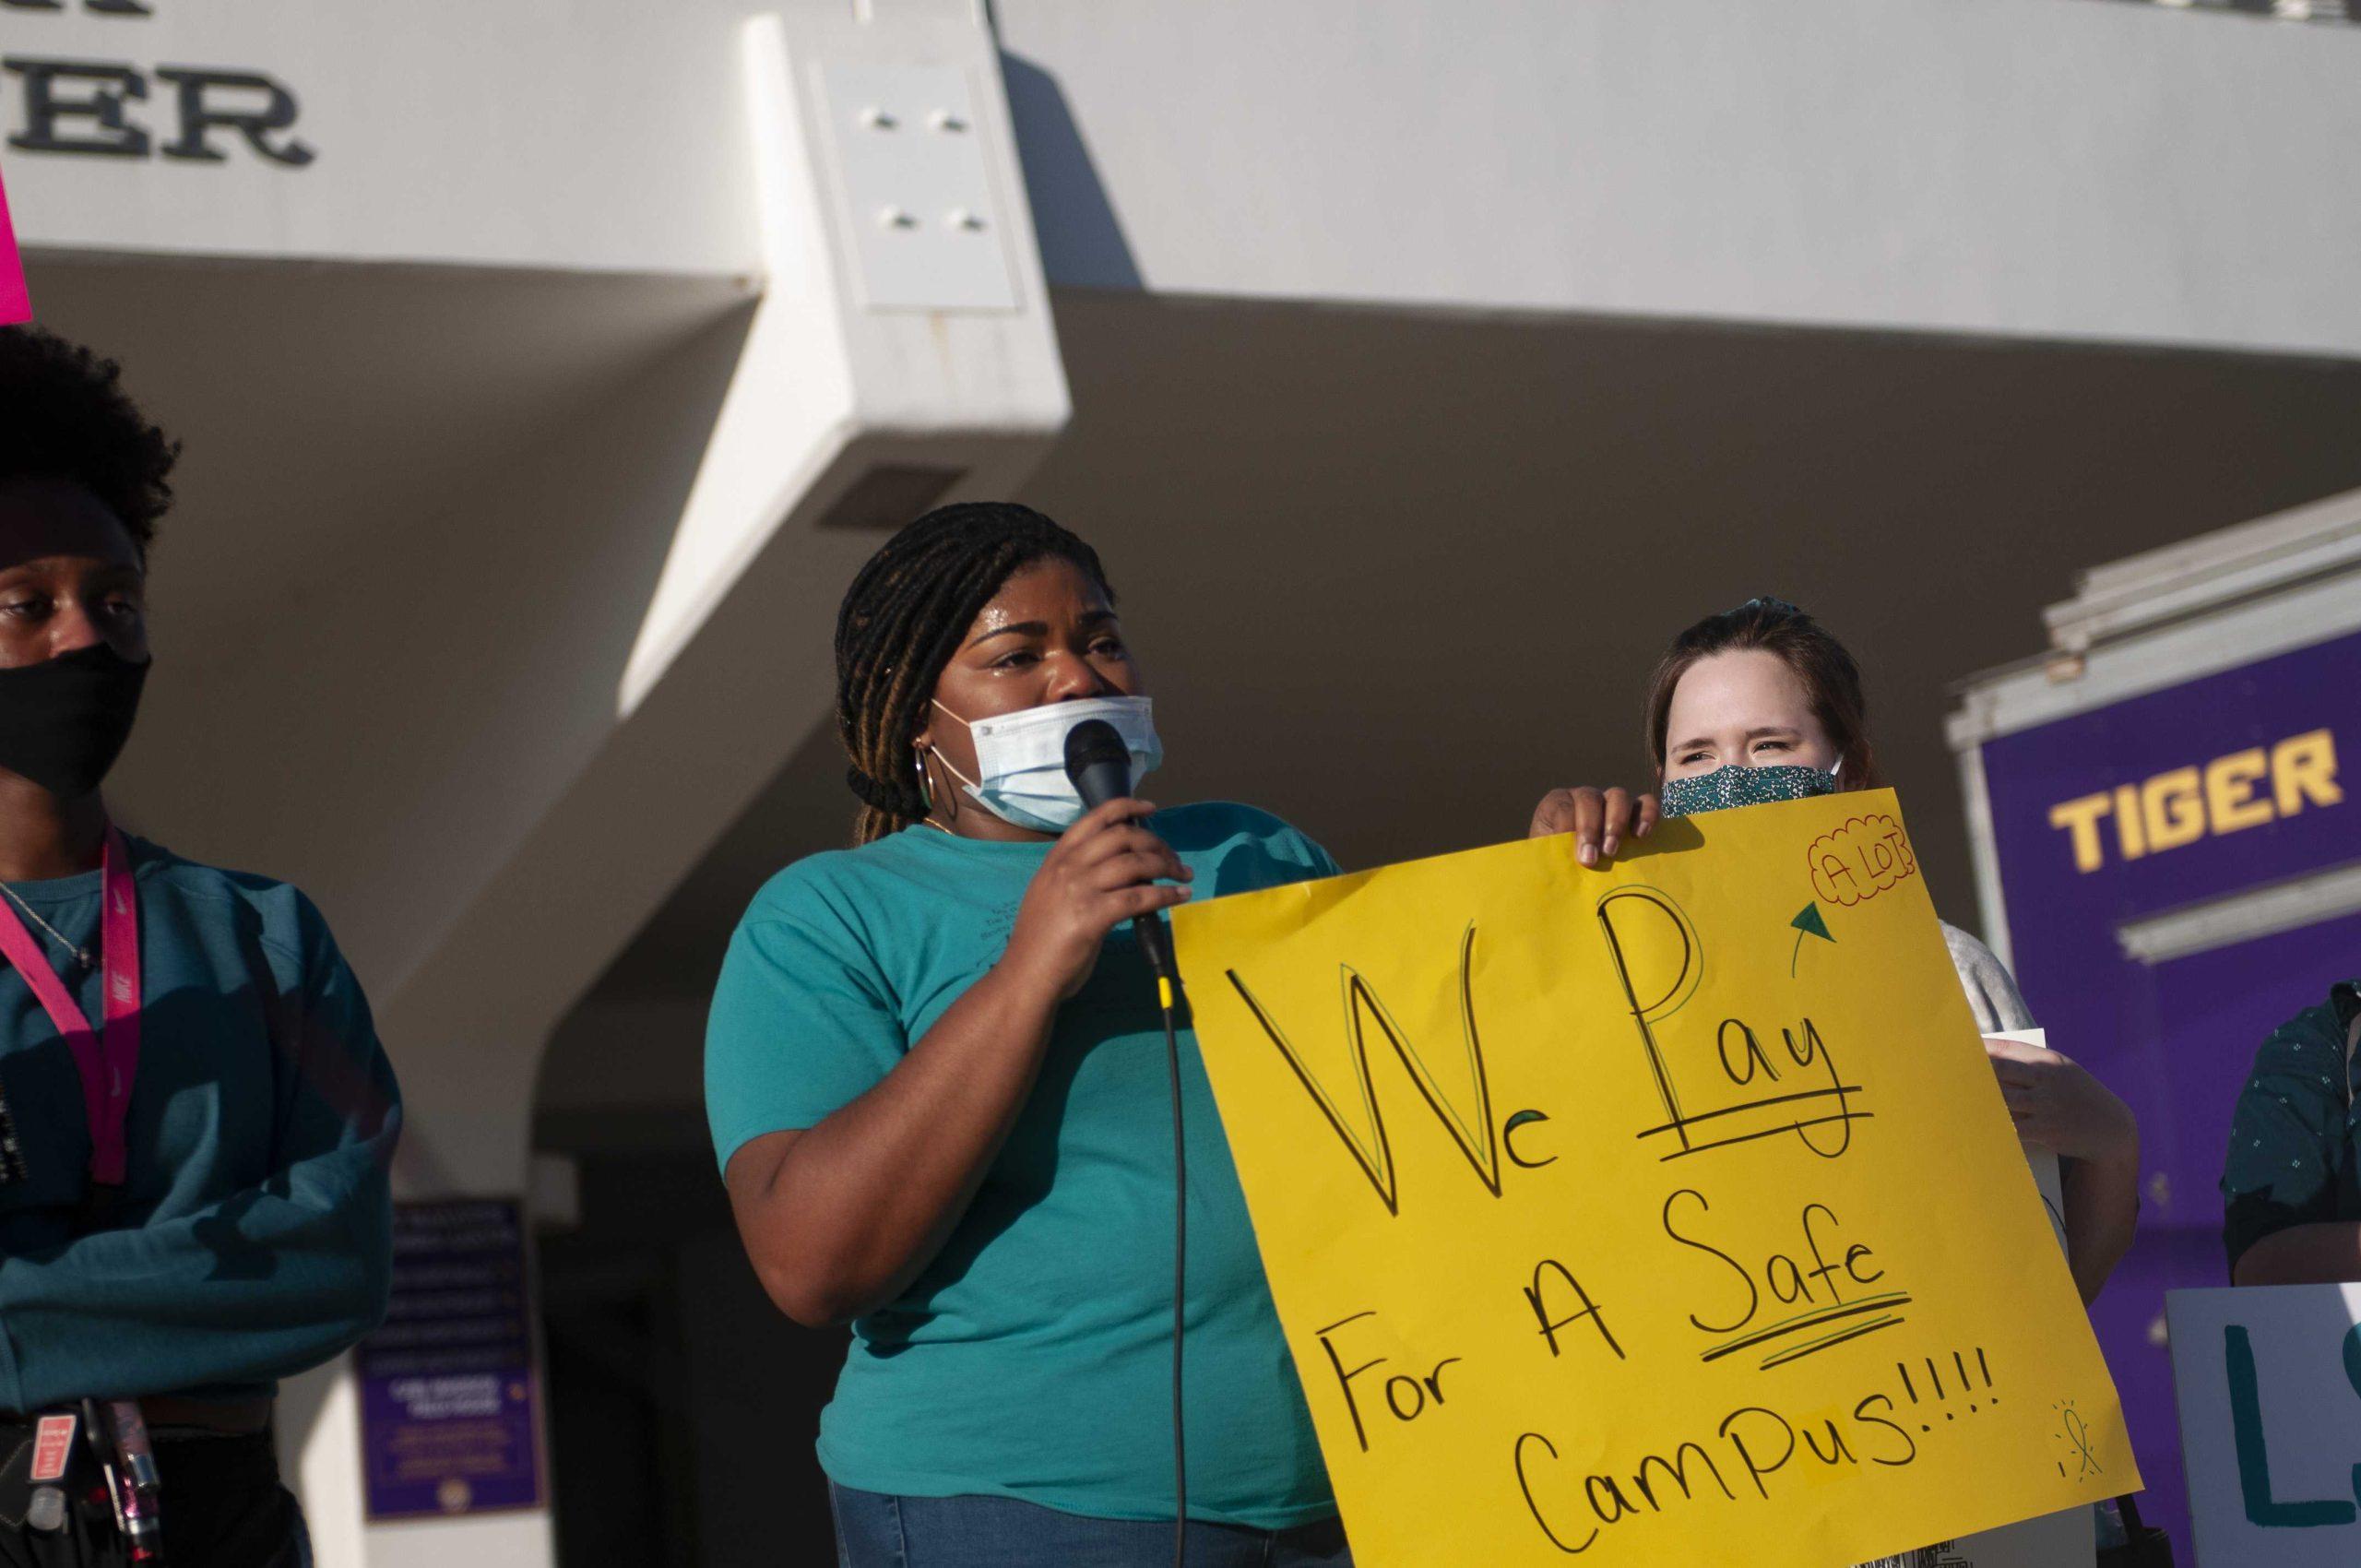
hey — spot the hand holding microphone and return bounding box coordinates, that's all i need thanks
[1063,718,1183,992]
[996,719,1190,1002]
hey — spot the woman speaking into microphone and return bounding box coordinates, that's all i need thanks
[706,504,1350,1567]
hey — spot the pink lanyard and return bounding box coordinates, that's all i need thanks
[0,828,141,1188]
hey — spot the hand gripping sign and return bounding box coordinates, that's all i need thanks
[1171,790,2136,1567]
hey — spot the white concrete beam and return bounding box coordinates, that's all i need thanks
[15,0,2361,360]
[1003,0,2361,358]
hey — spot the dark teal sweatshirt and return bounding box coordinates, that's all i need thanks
[0,836,399,1410]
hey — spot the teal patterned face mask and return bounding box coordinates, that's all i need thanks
[1659,762,1839,819]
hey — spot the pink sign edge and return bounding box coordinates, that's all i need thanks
[0,160,30,327]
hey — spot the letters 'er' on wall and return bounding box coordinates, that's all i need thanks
[1171,790,2136,1567]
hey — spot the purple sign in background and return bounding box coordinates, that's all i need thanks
[1978,626,2361,1559]
[359,1199,544,1520]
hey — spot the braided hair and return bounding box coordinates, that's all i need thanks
[834,502,1115,845]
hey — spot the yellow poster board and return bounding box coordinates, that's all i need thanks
[1170,791,2137,1566]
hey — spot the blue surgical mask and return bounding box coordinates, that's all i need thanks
[1659,761,1840,819]
[931,695,1163,834]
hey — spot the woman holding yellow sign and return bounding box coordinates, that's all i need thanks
[1532,596,2146,1565]
[1533,596,2141,1300]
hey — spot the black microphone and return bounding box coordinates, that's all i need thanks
[1063,717,1180,995]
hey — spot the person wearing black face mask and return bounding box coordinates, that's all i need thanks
[0,327,400,1567]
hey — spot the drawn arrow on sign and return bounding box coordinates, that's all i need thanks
[1789,902,1833,977]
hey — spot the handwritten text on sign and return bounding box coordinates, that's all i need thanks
[1172,791,2136,1567]
[2167,1285,2361,1568]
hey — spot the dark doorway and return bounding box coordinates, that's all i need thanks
[537,1117,848,1568]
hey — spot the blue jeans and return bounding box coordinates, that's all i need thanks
[828,1484,1354,1568]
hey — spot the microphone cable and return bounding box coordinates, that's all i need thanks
[1059,719,1190,1565]
[1158,972,1188,1568]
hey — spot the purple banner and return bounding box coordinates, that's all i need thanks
[358,1199,544,1520]
[1977,625,2361,1558]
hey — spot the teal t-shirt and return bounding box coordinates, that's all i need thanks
[0,837,400,1411]
[705,802,1339,1527]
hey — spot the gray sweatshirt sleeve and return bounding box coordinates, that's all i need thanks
[1940,922,2036,1035]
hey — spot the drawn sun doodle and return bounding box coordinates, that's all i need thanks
[2052,1398,2102,1479]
